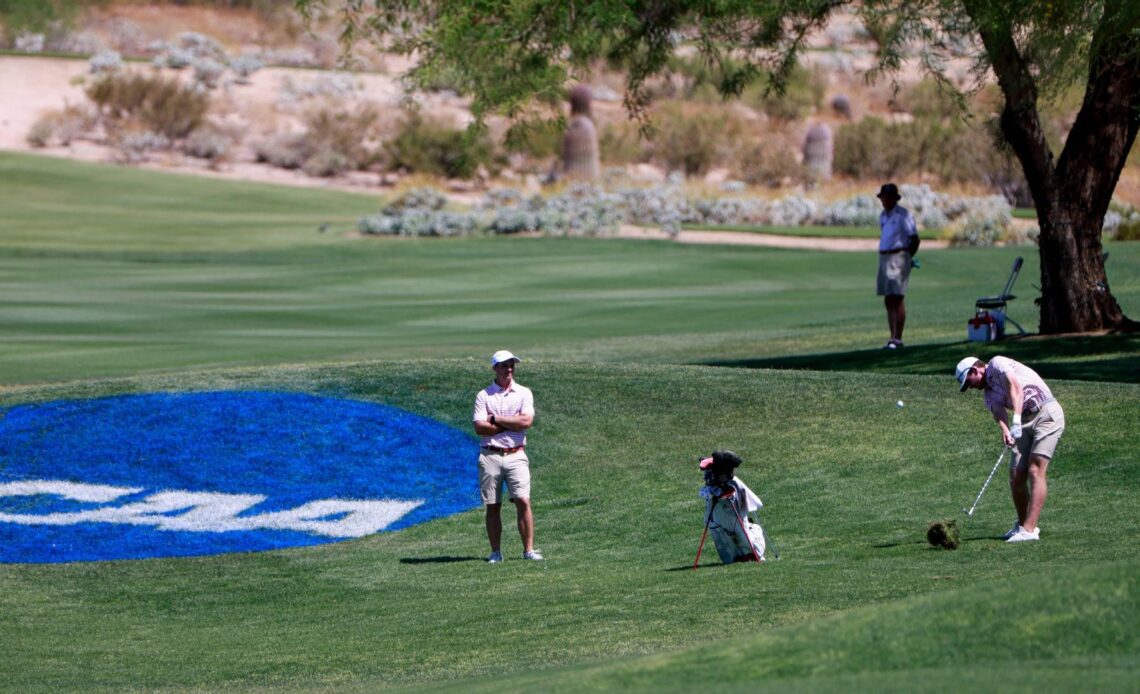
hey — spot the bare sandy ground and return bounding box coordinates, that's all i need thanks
[0,55,412,195]
[615,225,951,251]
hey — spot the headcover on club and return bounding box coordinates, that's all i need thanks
[699,450,743,489]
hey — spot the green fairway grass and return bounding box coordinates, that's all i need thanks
[0,151,1138,691]
[2,152,1137,386]
[0,361,1137,691]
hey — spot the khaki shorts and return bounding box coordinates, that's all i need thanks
[1012,400,1065,469]
[478,449,531,504]
[877,252,912,296]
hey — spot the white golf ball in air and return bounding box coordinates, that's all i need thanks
[896,400,905,408]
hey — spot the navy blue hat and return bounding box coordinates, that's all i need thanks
[877,183,900,199]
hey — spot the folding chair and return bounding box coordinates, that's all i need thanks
[975,256,1026,336]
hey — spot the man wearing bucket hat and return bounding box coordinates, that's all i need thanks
[955,355,1066,543]
[473,350,543,562]
[876,183,920,349]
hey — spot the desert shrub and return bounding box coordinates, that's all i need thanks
[821,195,881,227]
[769,194,817,226]
[229,54,264,84]
[943,197,1014,247]
[88,50,123,75]
[598,120,645,166]
[86,71,209,140]
[301,147,352,177]
[385,113,500,179]
[303,103,382,168]
[387,187,448,212]
[658,53,758,102]
[278,73,359,109]
[24,104,93,147]
[112,130,170,164]
[1116,220,1140,241]
[834,117,921,180]
[647,101,750,177]
[359,209,482,237]
[687,196,767,227]
[502,118,563,160]
[1105,203,1140,240]
[736,139,803,187]
[183,126,232,161]
[254,104,383,175]
[946,216,1008,247]
[192,57,226,88]
[253,133,307,169]
[358,187,481,237]
[745,63,827,122]
[896,79,963,120]
[25,117,54,147]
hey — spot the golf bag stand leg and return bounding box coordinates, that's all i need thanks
[692,504,716,569]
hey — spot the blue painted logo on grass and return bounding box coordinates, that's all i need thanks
[0,392,478,563]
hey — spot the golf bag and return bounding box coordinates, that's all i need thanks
[697,450,766,564]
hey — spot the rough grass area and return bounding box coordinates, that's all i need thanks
[0,360,1137,690]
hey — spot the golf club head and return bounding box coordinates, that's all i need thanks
[962,507,974,516]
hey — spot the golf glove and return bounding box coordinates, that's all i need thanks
[1010,414,1023,440]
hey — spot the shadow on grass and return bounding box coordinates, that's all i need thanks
[700,333,1140,384]
[665,562,731,572]
[399,556,484,564]
[877,535,1004,550]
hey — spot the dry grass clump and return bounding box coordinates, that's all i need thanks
[86,71,209,140]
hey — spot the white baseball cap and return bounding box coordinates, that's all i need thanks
[955,356,979,391]
[491,350,521,366]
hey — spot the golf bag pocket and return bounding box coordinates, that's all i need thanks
[706,495,766,564]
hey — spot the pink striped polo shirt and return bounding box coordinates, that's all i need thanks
[473,381,534,449]
[983,356,1054,418]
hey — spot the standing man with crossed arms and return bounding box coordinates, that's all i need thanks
[876,183,920,349]
[473,350,543,563]
[956,355,1066,543]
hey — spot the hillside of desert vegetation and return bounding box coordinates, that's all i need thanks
[2,1,1138,229]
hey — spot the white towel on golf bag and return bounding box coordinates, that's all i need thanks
[701,477,765,564]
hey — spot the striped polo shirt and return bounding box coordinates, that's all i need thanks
[983,356,1054,417]
[473,381,534,449]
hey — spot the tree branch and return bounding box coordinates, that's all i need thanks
[959,0,1056,207]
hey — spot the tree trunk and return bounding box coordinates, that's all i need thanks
[1035,4,1140,334]
[1035,207,1119,333]
[969,0,1138,334]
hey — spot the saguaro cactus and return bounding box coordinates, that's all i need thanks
[802,122,833,182]
[562,84,600,181]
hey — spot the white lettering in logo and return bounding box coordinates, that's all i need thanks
[0,480,423,538]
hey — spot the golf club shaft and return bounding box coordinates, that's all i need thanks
[966,447,1008,515]
[761,523,780,560]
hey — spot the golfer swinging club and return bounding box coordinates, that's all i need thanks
[473,350,543,563]
[955,355,1066,543]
